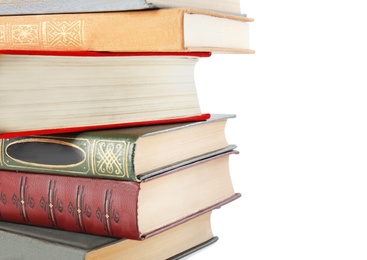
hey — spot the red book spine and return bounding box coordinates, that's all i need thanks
[0,170,141,239]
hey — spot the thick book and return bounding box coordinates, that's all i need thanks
[0,150,240,240]
[0,51,211,139]
[0,114,234,181]
[0,0,243,16]
[0,8,254,53]
[0,211,218,260]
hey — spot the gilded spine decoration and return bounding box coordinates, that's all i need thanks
[0,25,5,45]
[2,136,135,180]
[75,185,86,232]
[103,189,114,236]
[93,140,131,179]
[46,180,59,228]
[16,176,32,223]
[0,171,139,239]
[0,20,84,48]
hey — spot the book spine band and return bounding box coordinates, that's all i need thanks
[0,170,141,239]
[0,136,138,181]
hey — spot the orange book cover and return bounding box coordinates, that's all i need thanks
[0,8,254,53]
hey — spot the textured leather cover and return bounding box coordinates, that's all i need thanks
[0,170,141,239]
[0,114,232,181]
[0,150,240,240]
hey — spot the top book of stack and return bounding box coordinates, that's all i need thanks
[0,8,254,54]
[0,0,245,16]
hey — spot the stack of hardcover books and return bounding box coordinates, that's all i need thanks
[0,0,254,259]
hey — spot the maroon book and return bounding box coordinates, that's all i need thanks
[0,150,240,240]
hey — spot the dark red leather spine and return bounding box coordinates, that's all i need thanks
[0,170,141,239]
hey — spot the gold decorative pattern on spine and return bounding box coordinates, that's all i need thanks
[12,24,38,45]
[0,25,5,44]
[0,20,84,47]
[19,176,30,223]
[93,141,130,178]
[104,189,113,236]
[47,180,58,228]
[43,20,84,47]
[90,140,96,175]
[76,185,86,232]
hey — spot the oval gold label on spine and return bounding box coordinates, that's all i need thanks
[6,138,86,168]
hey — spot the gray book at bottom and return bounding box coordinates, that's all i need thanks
[0,211,217,260]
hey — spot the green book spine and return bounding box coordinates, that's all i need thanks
[0,133,140,181]
[0,114,235,181]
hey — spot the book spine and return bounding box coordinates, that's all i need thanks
[0,113,212,181]
[0,134,140,181]
[0,229,88,260]
[0,170,142,239]
[0,9,185,52]
[0,0,153,15]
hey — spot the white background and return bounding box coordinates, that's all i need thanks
[189,0,367,259]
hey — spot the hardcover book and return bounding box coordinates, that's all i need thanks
[0,150,240,240]
[0,211,218,260]
[0,8,254,53]
[0,114,234,181]
[0,51,211,139]
[0,0,243,16]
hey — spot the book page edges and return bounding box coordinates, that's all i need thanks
[142,193,241,239]
[139,147,238,181]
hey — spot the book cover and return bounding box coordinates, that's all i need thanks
[0,114,234,181]
[0,212,218,260]
[0,150,240,240]
[0,8,254,53]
